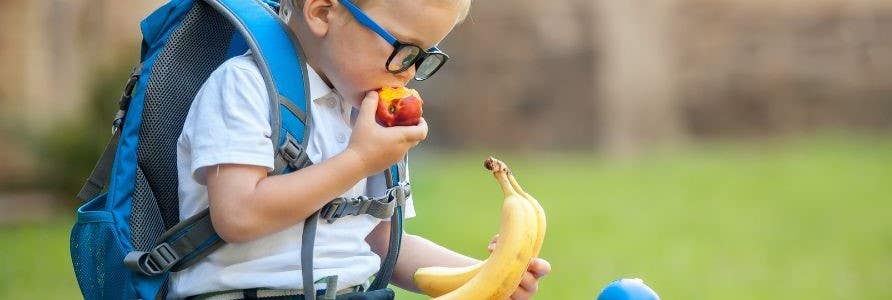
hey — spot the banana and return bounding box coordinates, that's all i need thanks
[507,168,546,257]
[423,158,538,300]
[413,263,483,297]
[430,158,536,299]
[413,158,547,298]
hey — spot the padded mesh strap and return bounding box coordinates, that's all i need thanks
[125,208,224,276]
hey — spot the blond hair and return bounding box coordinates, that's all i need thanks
[283,0,472,24]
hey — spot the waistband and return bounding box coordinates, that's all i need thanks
[187,284,366,300]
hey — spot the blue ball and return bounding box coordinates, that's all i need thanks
[597,278,660,300]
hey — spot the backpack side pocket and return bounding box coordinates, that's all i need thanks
[70,192,133,299]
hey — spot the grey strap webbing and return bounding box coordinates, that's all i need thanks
[77,64,141,203]
[368,164,407,291]
[301,163,410,300]
[77,129,121,203]
[280,94,307,124]
[301,209,320,300]
[368,206,403,291]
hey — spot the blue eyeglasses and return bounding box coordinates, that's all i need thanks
[339,0,449,81]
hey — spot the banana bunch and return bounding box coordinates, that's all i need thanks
[413,157,547,299]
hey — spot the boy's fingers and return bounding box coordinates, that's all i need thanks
[357,91,379,121]
[509,272,536,300]
[529,258,552,278]
[394,118,428,142]
[416,118,428,140]
[518,271,538,294]
[510,288,533,300]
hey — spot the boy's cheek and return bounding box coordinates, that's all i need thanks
[328,57,405,106]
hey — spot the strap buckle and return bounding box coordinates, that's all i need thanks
[388,183,411,205]
[317,182,411,224]
[319,197,346,223]
[112,65,142,134]
[125,242,180,276]
[319,196,373,224]
[279,134,308,170]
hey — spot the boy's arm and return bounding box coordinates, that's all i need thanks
[207,149,367,243]
[365,222,480,293]
[207,92,427,243]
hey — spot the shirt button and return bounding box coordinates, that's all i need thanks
[336,133,346,143]
[327,98,337,108]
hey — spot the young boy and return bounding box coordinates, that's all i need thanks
[171,0,550,298]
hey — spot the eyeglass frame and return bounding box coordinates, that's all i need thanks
[338,0,449,81]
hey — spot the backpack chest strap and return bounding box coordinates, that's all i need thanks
[319,183,411,224]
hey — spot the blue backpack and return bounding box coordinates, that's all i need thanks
[70,0,410,299]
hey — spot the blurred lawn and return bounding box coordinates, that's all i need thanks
[2,135,891,299]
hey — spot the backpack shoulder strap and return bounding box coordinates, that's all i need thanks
[367,160,410,291]
[125,0,313,276]
[206,0,313,170]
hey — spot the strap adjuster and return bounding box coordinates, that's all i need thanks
[318,184,411,224]
[319,195,379,223]
[148,242,180,271]
[125,242,180,276]
[319,197,346,222]
[112,65,142,133]
[279,134,308,169]
[319,196,370,223]
[387,183,411,205]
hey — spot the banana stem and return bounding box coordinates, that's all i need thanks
[485,157,517,197]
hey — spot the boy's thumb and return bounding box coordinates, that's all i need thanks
[358,91,379,120]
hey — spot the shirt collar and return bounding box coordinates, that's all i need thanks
[307,65,357,126]
[306,64,332,102]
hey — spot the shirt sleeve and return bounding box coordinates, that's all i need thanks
[401,162,416,219]
[402,194,417,219]
[184,58,274,185]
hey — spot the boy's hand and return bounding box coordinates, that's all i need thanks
[347,91,428,177]
[488,234,551,299]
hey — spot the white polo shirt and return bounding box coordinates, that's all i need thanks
[169,53,415,299]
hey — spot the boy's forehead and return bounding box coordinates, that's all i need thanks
[363,0,460,48]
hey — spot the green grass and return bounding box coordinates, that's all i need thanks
[3,135,891,299]
[0,218,80,299]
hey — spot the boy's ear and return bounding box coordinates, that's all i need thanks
[302,0,336,38]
